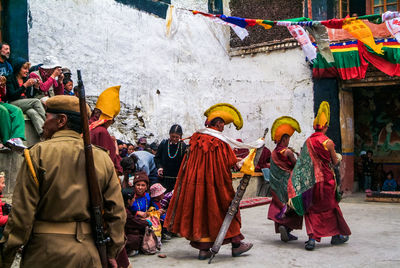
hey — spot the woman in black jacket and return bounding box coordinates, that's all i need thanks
[154,124,187,192]
[6,57,45,136]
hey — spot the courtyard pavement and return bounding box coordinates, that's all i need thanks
[132,193,400,268]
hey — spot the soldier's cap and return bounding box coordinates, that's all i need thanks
[45,95,89,117]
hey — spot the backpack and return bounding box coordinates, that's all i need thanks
[141,226,158,255]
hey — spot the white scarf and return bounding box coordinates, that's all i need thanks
[196,128,265,149]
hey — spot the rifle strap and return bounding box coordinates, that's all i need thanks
[24,149,39,187]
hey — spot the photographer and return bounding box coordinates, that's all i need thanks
[29,56,64,98]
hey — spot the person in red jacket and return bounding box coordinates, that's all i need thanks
[0,171,9,238]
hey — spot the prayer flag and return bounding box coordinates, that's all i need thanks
[211,17,249,40]
[287,25,317,63]
[219,15,248,28]
[382,11,400,22]
[321,18,344,29]
[385,17,400,43]
[342,18,384,55]
[256,20,273,30]
[306,24,334,63]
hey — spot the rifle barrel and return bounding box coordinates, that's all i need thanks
[77,70,109,268]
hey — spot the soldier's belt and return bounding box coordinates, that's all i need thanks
[33,220,92,235]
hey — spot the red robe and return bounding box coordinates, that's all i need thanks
[305,132,351,241]
[268,144,302,233]
[90,125,122,174]
[164,131,243,249]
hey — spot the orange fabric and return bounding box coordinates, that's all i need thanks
[274,124,295,143]
[328,20,391,42]
[207,110,234,125]
[164,132,241,242]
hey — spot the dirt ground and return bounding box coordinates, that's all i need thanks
[8,193,400,267]
[130,193,400,268]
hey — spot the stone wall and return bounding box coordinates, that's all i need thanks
[27,0,314,151]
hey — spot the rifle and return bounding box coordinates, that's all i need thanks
[208,128,269,264]
[77,70,110,268]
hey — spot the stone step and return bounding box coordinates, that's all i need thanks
[0,117,40,196]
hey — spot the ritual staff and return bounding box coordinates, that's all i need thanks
[164,103,253,260]
[155,124,187,192]
[287,101,351,250]
[90,85,123,174]
[267,116,302,242]
[0,95,126,267]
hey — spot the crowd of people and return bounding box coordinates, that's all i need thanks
[0,42,78,152]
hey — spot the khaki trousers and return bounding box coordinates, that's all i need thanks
[10,98,45,135]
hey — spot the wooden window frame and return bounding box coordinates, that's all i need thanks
[371,0,399,14]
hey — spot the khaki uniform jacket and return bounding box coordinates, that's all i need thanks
[1,130,126,268]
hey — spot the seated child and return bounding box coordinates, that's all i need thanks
[382,171,397,191]
[149,183,167,245]
[150,183,167,217]
[125,171,152,256]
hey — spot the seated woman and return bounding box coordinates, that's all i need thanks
[6,57,46,136]
[125,171,152,256]
[382,171,397,191]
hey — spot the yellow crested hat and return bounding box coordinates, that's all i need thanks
[313,101,330,130]
[95,86,121,121]
[271,116,301,143]
[204,103,243,130]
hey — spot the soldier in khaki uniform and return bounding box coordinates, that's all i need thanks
[0,95,126,268]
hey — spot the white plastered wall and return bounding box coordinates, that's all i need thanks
[28,0,314,151]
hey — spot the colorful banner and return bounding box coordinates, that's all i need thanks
[313,39,400,79]
[313,41,368,80]
[188,8,400,80]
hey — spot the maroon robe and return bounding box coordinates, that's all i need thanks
[268,144,302,233]
[256,147,271,171]
[90,125,122,174]
[125,208,148,252]
[305,132,351,241]
[164,131,244,250]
